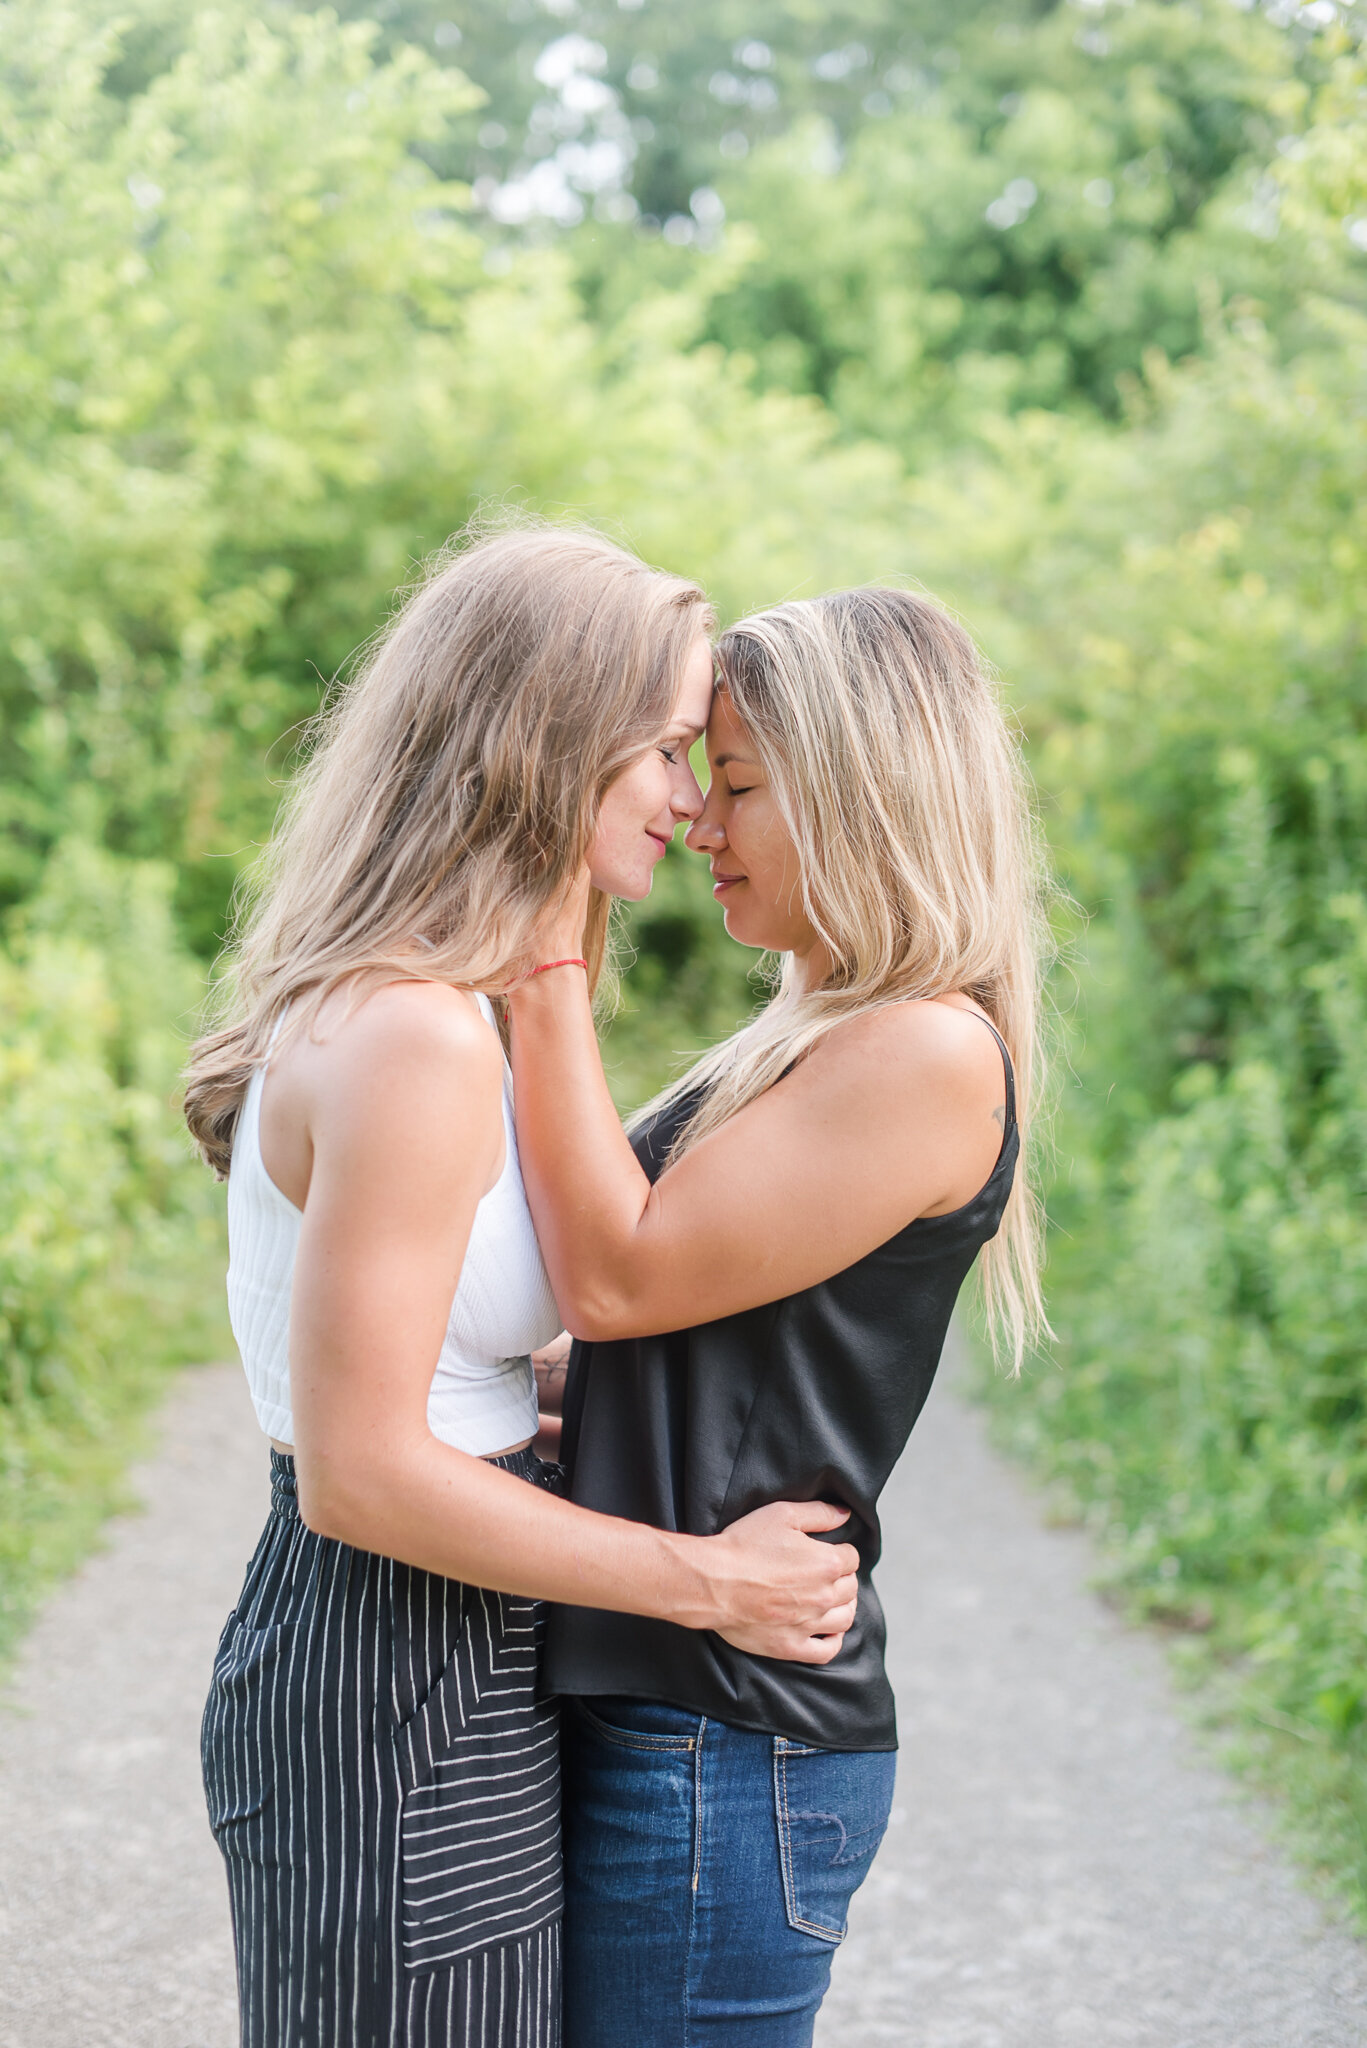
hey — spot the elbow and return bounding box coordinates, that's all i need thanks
[294,1453,377,1548]
[560,1281,638,1346]
[554,1209,661,1343]
[295,1471,347,1543]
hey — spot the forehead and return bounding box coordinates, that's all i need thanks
[670,636,715,729]
[705,689,753,758]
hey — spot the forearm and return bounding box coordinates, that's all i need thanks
[298,1427,716,1626]
[507,970,655,1332]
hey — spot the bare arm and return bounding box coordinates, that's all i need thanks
[506,961,1007,1341]
[277,983,858,1663]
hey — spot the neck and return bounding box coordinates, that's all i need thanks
[789,938,834,995]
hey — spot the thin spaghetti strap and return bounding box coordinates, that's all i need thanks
[968,1011,1015,1128]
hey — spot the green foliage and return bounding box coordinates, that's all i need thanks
[0,0,923,952]
[701,8,1279,407]
[904,36,1367,1908]
[349,0,1344,439]
[0,844,227,1656]
[320,0,986,224]
[3,0,1367,1914]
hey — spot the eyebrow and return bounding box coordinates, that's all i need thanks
[710,750,757,768]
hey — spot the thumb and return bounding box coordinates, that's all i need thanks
[785,1499,853,1536]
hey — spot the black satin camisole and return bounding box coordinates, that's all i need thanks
[543,1019,1018,1752]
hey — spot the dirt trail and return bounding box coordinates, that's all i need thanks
[817,1360,1367,2047]
[0,1359,1363,2047]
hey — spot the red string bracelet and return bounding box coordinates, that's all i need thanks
[502,957,588,1020]
[524,957,588,979]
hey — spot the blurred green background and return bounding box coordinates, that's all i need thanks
[2,0,1365,1910]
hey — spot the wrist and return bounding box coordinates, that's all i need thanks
[655,1528,722,1632]
[508,956,588,999]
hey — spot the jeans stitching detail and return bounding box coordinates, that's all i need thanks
[683,1718,707,2047]
[691,1718,707,1894]
[773,1743,846,1945]
[574,1701,695,1753]
[775,1746,797,1924]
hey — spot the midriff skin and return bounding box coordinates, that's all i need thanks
[270,1436,533,1458]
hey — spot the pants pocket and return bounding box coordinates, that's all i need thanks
[772,1740,896,1945]
[571,1696,698,1754]
[202,1619,297,1837]
[397,1590,564,1974]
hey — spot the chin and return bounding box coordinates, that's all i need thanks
[721,908,767,949]
[591,866,654,902]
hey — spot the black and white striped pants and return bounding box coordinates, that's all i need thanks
[203,1450,562,2048]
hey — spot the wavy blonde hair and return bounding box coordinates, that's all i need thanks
[637,586,1051,1371]
[185,520,713,1177]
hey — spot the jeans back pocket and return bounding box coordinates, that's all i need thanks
[772,1738,896,1945]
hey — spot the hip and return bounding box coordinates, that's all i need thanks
[202,1447,564,1970]
[544,1576,896,1753]
[561,1694,895,2046]
[210,1445,556,1739]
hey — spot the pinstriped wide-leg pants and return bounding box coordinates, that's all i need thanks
[203,1451,562,2048]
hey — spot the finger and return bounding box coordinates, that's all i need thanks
[813,1561,859,1598]
[809,1600,857,1636]
[786,1500,852,1534]
[788,1632,846,1666]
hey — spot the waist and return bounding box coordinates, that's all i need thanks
[268,1433,533,1458]
[543,1587,896,1753]
[267,1443,562,1522]
[245,1348,539,1460]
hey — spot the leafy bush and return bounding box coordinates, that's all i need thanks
[0,845,225,1656]
[901,45,1367,1905]
[0,0,917,947]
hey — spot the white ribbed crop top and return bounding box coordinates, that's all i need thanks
[225,995,562,1456]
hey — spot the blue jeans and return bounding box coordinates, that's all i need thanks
[561,1695,896,2047]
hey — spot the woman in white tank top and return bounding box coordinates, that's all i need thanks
[182,523,858,2048]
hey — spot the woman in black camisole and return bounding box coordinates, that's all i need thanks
[508,586,1048,2047]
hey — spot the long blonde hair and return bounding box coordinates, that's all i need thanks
[185,520,713,1177]
[638,586,1051,1371]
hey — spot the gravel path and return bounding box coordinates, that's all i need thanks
[0,1357,1363,2047]
[816,1368,1367,2048]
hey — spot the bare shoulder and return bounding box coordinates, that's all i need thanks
[340,979,498,1057]
[786,997,1008,1215]
[259,980,505,1213]
[299,979,503,1110]
[804,997,1006,1109]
